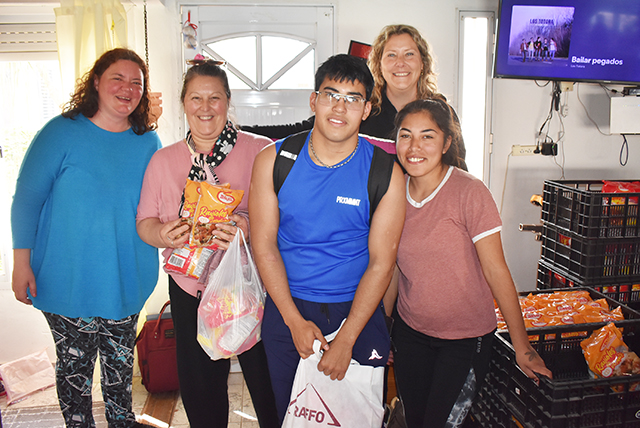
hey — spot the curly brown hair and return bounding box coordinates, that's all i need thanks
[368,25,438,115]
[62,48,155,135]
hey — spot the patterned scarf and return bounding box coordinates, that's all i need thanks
[179,120,237,215]
[185,120,237,183]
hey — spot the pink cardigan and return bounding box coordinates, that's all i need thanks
[137,130,272,297]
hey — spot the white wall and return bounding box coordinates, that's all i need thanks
[491,80,640,291]
[3,0,639,363]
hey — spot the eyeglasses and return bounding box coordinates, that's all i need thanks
[314,91,367,110]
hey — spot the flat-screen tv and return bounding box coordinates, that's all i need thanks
[494,0,640,85]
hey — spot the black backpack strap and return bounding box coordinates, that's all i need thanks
[367,145,395,220]
[273,130,311,195]
[274,132,394,220]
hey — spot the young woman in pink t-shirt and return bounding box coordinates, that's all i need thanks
[383,99,551,427]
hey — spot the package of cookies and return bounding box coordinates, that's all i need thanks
[190,182,243,248]
[581,322,640,391]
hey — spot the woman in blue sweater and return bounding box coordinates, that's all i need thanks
[11,48,161,428]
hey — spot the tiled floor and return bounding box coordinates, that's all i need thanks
[0,372,260,428]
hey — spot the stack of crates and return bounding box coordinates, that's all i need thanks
[537,180,640,306]
[470,288,640,428]
[469,179,640,427]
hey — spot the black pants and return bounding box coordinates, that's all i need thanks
[391,308,493,428]
[169,277,279,428]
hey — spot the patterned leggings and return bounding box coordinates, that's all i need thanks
[43,312,138,428]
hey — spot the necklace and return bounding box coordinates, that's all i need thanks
[309,133,359,169]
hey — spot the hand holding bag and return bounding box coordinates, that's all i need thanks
[197,228,265,360]
[282,325,385,428]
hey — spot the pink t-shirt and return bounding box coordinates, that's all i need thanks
[396,166,502,340]
[136,130,272,297]
[361,134,396,154]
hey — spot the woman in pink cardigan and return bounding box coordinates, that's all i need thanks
[136,58,279,428]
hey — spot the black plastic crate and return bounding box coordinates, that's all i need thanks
[469,384,524,428]
[491,288,640,428]
[540,223,640,283]
[541,180,640,239]
[537,259,640,304]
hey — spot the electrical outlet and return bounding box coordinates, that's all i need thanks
[560,82,574,92]
[512,145,538,156]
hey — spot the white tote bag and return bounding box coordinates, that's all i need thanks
[282,325,385,428]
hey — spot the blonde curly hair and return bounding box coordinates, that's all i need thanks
[367,24,438,115]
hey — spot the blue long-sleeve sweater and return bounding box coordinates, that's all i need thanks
[11,114,161,319]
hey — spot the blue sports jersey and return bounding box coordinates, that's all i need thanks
[275,134,374,303]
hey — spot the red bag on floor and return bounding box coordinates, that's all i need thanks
[136,301,180,393]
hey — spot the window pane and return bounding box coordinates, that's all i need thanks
[262,36,309,82]
[207,36,256,83]
[1,61,64,193]
[460,17,489,179]
[226,71,252,90]
[268,49,314,89]
[1,60,63,277]
[200,51,251,90]
[207,34,314,90]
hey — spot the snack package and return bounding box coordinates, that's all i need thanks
[496,291,628,342]
[580,322,640,391]
[177,179,203,228]
[190,182,244,248]
[165,180,244,279]
[165,245,215,279]
[165,181,238,279]
[602,180,640,205]
[165,180,211,279]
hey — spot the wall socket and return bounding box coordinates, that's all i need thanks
[512,145,538,156]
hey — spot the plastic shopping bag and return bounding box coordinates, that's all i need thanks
[0,349,55,404]
[197,229,265,360]
[282,326,385,428]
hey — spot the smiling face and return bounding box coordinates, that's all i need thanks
[380,33,423,95]
[183,74,229,149]
[310,77,371,146]
[94,59,144,127]
[396,110,451,181]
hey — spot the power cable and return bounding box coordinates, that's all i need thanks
[620,134,629,166]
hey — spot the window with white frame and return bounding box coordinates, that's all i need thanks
[184,4,334,127]
[458,11,495,182]
[0,5,63,284]
[204,34,315,91]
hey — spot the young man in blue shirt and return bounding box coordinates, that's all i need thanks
[249,54,405,423]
